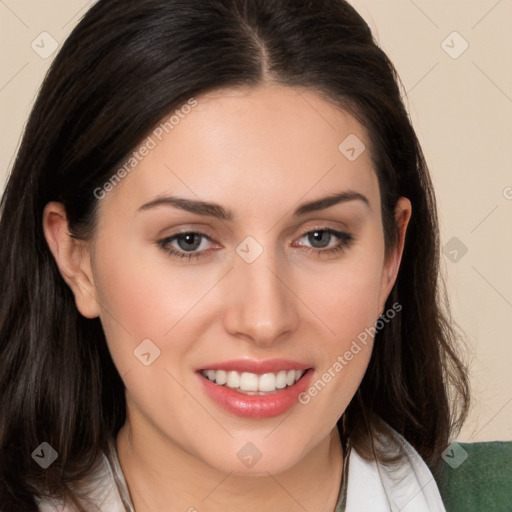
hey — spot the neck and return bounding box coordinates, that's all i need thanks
[116,418,343,512]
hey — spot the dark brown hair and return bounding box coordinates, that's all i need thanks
[0,0,470,509]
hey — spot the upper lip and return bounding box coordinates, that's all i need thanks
[197,359,312,374]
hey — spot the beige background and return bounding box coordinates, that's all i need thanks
[1,0,511,442]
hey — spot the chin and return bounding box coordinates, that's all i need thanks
[197,444,304,476]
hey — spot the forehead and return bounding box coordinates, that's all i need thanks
[100,83,379,218]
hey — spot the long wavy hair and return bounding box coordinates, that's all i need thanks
[0,0,470,509]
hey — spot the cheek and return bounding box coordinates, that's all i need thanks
[305,249,384,341]
[90,236,215,373]
[312,267,381,357]
[90,241,214,444]
[293,244,384,417]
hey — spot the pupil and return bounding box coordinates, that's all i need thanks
[310,231,330,248]
[178,233,201,251]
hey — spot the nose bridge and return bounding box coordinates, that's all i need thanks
[223,238,298,345]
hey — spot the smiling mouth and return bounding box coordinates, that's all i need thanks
[199,369,308,395]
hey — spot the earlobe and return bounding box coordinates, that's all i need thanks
[42,202,100,319]
[379,197,412,311]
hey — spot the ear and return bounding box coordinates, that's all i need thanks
[42,202,100,319]
[378,196,412,313]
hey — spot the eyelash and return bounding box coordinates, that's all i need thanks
[157,228,354,262]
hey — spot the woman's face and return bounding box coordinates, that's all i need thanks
[49,83,410,475]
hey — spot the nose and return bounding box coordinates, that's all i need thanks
[222,245,299,347]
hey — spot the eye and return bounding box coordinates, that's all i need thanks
[157,232,215,261]
[293,228,354,257]
[157,227,354,262]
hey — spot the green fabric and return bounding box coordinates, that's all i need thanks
[434,441,512,512]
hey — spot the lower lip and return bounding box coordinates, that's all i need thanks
[197,369,314,419]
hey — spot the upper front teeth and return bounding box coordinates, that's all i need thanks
[201,369,305,392]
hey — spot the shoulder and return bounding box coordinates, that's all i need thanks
[344,422,447,512]
[434,440,512,512]
[35,444,129,512]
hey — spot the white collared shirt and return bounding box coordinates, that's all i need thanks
[340,426,446,511]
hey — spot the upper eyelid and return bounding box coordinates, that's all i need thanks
[156,215,352,239]
[161,226,349,248]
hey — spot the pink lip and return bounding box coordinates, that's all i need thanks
[196,361,314,419]
[198,358,311,374]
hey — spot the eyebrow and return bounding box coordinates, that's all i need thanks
[137,190,370,220]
